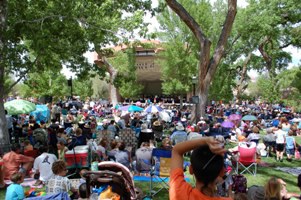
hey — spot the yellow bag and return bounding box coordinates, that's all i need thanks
[99,186,120,200]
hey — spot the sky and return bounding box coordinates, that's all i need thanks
[62,0,300,79]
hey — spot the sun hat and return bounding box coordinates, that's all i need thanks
[153,120,161,126]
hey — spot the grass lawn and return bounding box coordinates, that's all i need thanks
[1,135,301,199]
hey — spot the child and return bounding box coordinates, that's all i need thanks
[78,183,87,200]
[79,169,87,186]
[286,130,296,161]
[24,140,33,151]
[5,172,24,200]
[57,141,68,161]
[169,137,230,200]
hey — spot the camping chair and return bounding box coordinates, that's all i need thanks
[236,142,257,176]
[149,148,172,198]
[120,128,137,154]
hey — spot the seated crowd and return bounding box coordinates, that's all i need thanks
[2,101,301,199]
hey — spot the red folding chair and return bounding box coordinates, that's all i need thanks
[236,142,257,176]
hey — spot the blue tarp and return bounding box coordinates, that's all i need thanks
[30,105,50,123]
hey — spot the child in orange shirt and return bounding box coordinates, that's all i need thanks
[170,137,231,200]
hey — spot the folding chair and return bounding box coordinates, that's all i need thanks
[149,148,172,199]
[236,142,257,176]
[120,128,137,154]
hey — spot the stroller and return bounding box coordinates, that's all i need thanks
[84,161,143,200]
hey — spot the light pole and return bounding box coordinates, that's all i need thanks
[192,76,198,124]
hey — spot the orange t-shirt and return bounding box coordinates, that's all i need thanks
[3,151,33,180]
[169,168,232,200]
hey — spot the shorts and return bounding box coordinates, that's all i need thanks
[286,148,294,155]
[276,143,285,152]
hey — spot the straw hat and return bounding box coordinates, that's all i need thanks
[153,120,161,127]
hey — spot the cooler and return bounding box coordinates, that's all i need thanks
[65,145,90,169]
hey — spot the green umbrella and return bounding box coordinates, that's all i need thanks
[4,99,36,115]
[241,115,257,121]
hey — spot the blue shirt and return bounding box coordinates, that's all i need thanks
[286,136,295,149]
[5,183,24,200]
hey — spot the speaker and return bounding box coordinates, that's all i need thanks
[67,79,72,86]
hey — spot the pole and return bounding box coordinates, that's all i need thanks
[70,77,73,99]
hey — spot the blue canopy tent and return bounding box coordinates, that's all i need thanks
[30,105,50,123]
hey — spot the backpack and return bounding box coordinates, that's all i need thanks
[232,174,247,193]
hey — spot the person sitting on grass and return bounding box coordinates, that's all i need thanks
[3,143,34,180]
[169,137,230,200]
[5,172,24,200]
[23,140,33,151]
[115,141,131,169]
[57,141,68,161]
[33,146,57,186]
[5,172,25,200]
[46,160,77,195]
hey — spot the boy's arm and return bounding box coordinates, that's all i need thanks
[170,137,226,171]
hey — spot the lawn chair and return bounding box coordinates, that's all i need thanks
[120,128,137,154]
[236,142,257,176]
[149,148,172,199]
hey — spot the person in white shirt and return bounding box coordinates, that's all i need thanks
[33,146,57,185]
[274,125,286,162]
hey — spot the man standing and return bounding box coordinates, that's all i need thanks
[274,124,286,162]
[33,146,57,185]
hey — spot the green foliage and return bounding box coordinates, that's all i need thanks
[110,47,144,98]
[20,70,68,99]
[291,67,301,93]
[1,0,155,96]
[72,78,93,100]
[255,75,280,103]
[209,63,235,102]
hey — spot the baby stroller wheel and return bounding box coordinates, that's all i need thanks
[135,187,144,200]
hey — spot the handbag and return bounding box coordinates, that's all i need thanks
[295,150,300,160]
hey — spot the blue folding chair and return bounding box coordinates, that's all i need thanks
[149,148,172,198]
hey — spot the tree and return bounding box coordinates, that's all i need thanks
[73,78,94,100]
[156,0,199,102]
[164,0,237,118]
[19,70,68,100]
[0,0,153,150]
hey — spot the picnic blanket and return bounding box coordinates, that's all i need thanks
[5,178,43,188]
[275,167,301,176]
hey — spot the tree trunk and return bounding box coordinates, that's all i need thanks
[165,0,237,121]
[236,52,252,101]
[179,95,183,109]
[109,70,119,106]
[95,55,120,106]
[259,37,276,77]
[0,0,11,153]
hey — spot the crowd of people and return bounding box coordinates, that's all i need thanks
[2,97,301,199]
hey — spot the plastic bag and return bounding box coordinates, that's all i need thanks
[99,186,120,200]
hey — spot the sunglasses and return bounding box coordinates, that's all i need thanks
[202,154,217,170]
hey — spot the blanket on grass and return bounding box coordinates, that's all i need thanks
[275,167,301,176]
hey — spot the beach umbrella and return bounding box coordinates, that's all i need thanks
[4,99,36,115]
[118,105,143,112]
[221,120,235,128]
[241,115,257,121]
[144,105,164,113]
[228,114,242,121]
[30,105,51,122]
[291,118,301,123]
